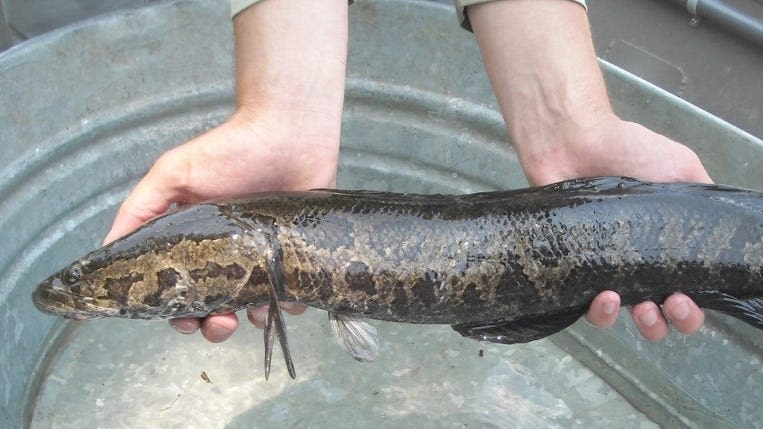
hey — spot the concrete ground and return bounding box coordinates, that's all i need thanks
[1,0,761,139]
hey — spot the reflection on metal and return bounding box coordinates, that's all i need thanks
[0,0,762,428]
[0,1,13,51]
[1,0,144,39]
[602,39,688,96]
[688,0,701,17]
[670,0,763,47]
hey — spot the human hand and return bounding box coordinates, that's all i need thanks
[103,0,348,343]
[468,0,707,341]
[519,113,709,341]
[104,109,340,342]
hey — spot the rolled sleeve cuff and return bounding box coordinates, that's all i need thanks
[455,0,587,32]
[232,0,355,19]
[231,0,261,18]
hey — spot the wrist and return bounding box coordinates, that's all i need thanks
[233,0,348,116]
[468,0,616,185]
[517,113,712,186]
[514,109,619,185]
[225,107,340,188]
[229,100,341,153]
[230,0,346,188]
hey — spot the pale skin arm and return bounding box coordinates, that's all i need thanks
[468,0,707,340]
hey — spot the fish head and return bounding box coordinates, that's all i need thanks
[32,259,117,320]
[32,203,273,320]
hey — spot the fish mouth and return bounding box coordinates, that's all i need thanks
[32,277,103,320]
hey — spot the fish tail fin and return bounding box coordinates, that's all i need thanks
[452,304,587,344]
[691,291,763,329]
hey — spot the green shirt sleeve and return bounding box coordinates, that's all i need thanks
[231,0,587,31]
[455,0,587,31]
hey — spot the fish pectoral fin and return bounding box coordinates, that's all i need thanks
[329,312,379,362]
[691,291,763,329]
[451,304,587,344]
[263,251,296,381]
[264,299,296,380]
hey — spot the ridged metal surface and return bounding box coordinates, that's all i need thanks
[1,0,762,427]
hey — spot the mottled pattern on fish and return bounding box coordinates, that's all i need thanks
[33,177,763,350]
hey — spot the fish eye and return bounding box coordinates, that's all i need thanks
[63,264,82,285]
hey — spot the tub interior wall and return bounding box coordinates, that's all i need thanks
[0,1,761,428]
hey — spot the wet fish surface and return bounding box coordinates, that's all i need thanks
[33,177,763,378]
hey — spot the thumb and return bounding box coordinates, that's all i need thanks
[103,152,188,244]
[680,154,714,185]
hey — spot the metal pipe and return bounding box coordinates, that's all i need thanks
[0,1,13,52]
[669,0,763,48]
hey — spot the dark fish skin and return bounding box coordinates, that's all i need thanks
[32,177,763,344]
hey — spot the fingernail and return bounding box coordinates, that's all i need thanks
[247,307,268,327]
[170,321,195,334]
[205,322,232,342]
[252,310,266,324]
[602,302,617,315]
[668,301,691,321]
[638,310,658,327]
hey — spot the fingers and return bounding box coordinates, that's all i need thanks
[247,306,269,329]
[170,317,200,334]
[630,293,704,341]
[630,301,669,341]
[588,291,704,341]
[169,313,239,343]
[672,144,714,184]
[585,290,621,328]
[281,302,308,316]
[247,303,308,329]
[104,151,187,244]
[662,293,705,335]
[201,313,239,343]
[167,303,307,342]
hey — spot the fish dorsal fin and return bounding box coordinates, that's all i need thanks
[452,304,588,344]
[329,312,379,362]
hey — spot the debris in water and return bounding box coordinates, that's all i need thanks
[160,394,181,412]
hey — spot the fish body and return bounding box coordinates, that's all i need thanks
[32,177,763,375]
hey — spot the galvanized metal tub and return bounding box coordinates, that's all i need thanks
[1,0,762,427]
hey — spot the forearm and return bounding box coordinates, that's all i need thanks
[232,0,348,133]
[468,0,612,184]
